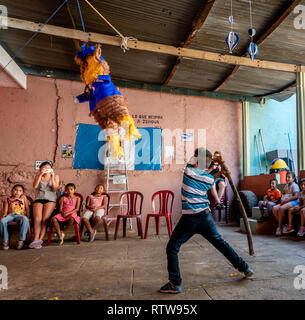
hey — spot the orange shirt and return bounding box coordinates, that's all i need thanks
[266,188,281,202]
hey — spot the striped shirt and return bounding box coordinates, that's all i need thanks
[182,164,215,214]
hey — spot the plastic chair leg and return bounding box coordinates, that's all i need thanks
[74,223,81,244]
[114,217,121,240]
[136,218,141,236]
[26,226,31,243]
[102,218,109,241]
[46,225,53,246]
[137,217,143,239]
[144,215,151,239]
[165,216,172,238]
[155,217,160,235]
[123,218,127,237]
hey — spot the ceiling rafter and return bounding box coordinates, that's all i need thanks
[163,0,216,86]
[7,17,305,73]
[213,0,301,92]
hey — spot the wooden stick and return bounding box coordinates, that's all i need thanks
[215,156,254,256]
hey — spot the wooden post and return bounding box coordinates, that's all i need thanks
[216,157,254,256]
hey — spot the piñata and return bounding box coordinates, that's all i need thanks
[75,44,141,158]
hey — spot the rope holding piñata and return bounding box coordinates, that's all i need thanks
[74,44,141,158]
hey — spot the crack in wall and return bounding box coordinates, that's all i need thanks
[53,79,61,166]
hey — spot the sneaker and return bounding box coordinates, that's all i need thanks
[244,268,254,278]
[159,281,182,294]
[89,230,97,242]
[283,225,295,234]
[17,240,24,250]
[297,226,305,237]
[2,242,9,250]
[275,227,282,237]
[84,230,90,237]
[59,233,65,246]
[282,224,289,233]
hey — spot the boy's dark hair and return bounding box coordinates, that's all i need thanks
[270,179,277,185]
[40,161,52,169]
[65,183,76,190]
[287,171,297,183]
[299,178,305,185]
[12,184,25,192]
[194,148,212,159]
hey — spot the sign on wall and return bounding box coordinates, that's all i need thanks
[73,123,162,171]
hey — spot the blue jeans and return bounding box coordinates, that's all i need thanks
[166,211,249,285]
[0,214,29,243]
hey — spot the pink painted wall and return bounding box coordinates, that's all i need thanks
[0,75,242,223]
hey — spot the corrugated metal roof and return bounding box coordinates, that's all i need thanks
[0,0,303,100]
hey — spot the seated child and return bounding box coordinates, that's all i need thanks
[272,172,300,236]
[257,179,281,222]
[82,184,106,242]
[284,178,305,236]
[51,183,81,245]
[0,184,30,250]
[208,151,227,201]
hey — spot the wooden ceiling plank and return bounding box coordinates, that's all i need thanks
[213,0,301,92]
[163,0,216,86]
[7,17,305,74]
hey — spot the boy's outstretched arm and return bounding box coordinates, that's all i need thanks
[211,184,221,204]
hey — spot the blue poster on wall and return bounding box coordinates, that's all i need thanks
[73,123,162,171]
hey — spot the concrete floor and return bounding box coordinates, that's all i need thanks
[0,221,305,300]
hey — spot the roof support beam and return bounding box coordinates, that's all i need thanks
[163,0,216,85]
[0,45,27,89]
[213,0,301,92]
[7,17,305,73]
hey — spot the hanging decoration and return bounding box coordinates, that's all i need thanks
[247,0,258,61]
[225,0,239,54]
[75,45,141,159]
[74,0,141,159]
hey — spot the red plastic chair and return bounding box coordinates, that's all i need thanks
[144,190,174,239]
[46,193,83,245]
[114,191,144,240]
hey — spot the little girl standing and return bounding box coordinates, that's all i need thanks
[0,185,30,250]
[83,184,106,242]
[51,183,81,245]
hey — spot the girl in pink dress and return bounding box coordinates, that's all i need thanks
[51,183,81,245]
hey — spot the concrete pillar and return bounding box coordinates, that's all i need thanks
[296,72,305,171]
[242,101,250,178]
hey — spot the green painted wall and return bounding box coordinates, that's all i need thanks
[248,95,297,176]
